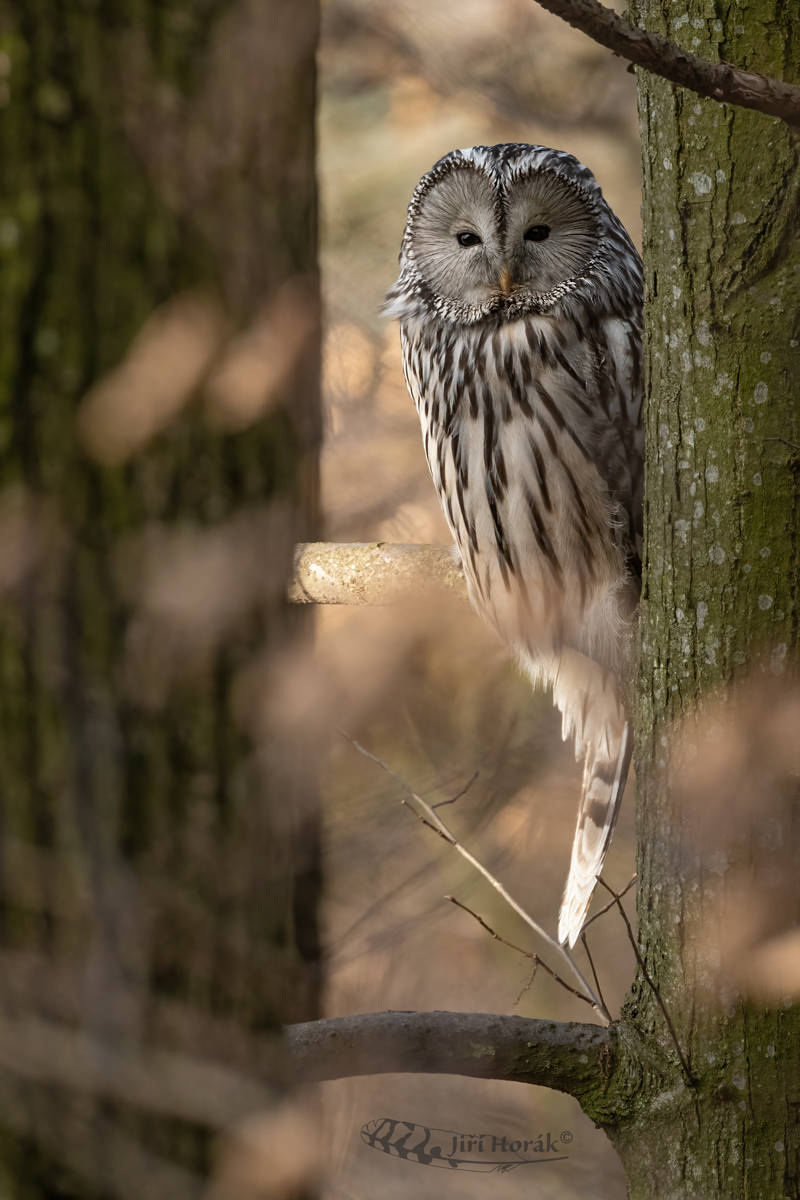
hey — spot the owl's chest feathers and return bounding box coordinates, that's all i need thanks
[401,313,636,661]
[404,312,611,436]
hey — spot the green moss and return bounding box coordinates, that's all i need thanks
[592,0,800,1192]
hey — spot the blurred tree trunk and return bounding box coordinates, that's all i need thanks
[601,1,800,1194]
[0,1,321,1195]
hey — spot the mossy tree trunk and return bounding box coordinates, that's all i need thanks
[0,1,320,1195]
[600,1,800,1193]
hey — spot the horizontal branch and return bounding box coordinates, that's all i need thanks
[340,732,608,1018]
[285,1010,610,1098]
[288,542,466,605]
[534,0,800,129]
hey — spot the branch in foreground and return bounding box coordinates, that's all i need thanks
[289,542,466,605]
[341,731,610,1022]
[533,0,800,130]
[285,1010,610,1098]
[445,894,596,1010]
[596,876,693,1086]
[581,872,637,933]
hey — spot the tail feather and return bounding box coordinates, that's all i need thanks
[520,648,633,947]
[547,649,631,947]
[551,651,623,763]
[558,722,632,946]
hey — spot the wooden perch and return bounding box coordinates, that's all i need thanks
[285,1010,611,1098]
[288,542,467,605]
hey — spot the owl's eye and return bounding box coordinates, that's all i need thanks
[524,225,551,242]
[456,231,482,247]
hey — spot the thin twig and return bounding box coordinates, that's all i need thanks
[764,437,800,452]
[512,961,539,1009]
[532,0,800,131]
[445,895,596,1009]
[596,876,693,1084]
[340,731,610,1023]
[431,770,479,810]
[581,873,637,933]
[581,931,609,1018]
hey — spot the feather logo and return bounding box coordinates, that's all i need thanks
[361,1118,571,1171]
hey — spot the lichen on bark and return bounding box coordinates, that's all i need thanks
[619,0,800,1193]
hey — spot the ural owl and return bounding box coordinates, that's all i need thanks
[384,144,643,947]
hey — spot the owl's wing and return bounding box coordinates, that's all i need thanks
[549,313,643,945]
[584,314,644,584]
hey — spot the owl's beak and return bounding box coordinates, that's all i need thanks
[497,266,513,295]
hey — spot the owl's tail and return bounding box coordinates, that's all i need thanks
[548,650,632,948]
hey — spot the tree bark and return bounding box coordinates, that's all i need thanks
[605,0,800,1192]
[530,0,800,129]
[286,1010,610,1094]
[0,0,320,1194]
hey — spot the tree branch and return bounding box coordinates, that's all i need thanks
[445,894,597,1010]
[288,542,466,605]
[285,1010,610,1097]
[596,876,694,1086]
[533,0,800,130]
[340,731,610,1021]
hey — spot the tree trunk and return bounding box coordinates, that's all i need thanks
[606,0,800,1192]
[0,1,320,1195]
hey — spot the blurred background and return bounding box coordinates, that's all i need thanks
[314,0,640,1196]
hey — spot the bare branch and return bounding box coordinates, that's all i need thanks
[341,732,610,1022]
[285,1010,611,1097]
[512,960,539,1008]
[288,542,466,605]
[580,872,637,933]
[580,931,609,1018]
[596,876,693,1085]
[532,0,800,130]
[445,895,597,1009]
[432,770,479,809]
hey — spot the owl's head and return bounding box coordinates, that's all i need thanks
[384,144,639,326]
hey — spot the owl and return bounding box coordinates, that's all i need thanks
[384,144,643,947]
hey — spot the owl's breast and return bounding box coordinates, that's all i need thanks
[400,314,641,666]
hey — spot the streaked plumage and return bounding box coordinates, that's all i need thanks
[384,144,643,946]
